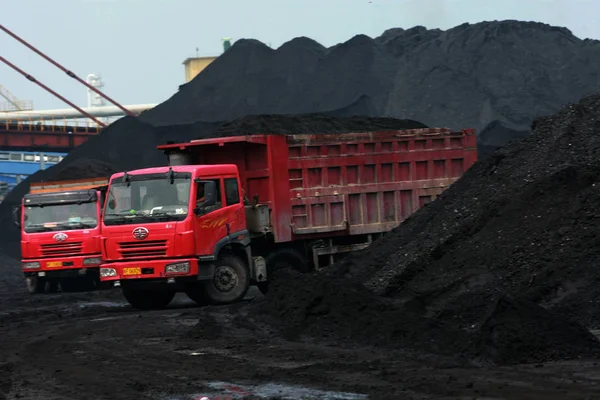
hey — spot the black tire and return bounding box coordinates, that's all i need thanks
[184,285,209,306]
[25,276,46,294]
[258,248,309,295]
[202,254,249,305]
[122,286,175,310]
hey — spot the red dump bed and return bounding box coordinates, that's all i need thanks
[158,128,477,243]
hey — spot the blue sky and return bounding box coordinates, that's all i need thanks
[2,0,598,111]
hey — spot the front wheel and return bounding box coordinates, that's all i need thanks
[202,255,249,305]
[25,276,46,294]
[122,286,175,310]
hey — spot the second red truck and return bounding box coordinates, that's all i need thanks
[99,128,478,309]
[17,177,110,293]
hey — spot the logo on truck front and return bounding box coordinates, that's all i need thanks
[132,227,149,240]
[53,232,68,242]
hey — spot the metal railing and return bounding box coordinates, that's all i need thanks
[1,116,103,133]
[0,99,34,112]
[0,84,33,111]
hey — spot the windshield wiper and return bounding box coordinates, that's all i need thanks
[104,213,157,224]
[103,215,136,224]
[57,222,97,229]
[148,211,175,218]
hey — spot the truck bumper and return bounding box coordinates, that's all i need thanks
[99,258,211,283]
[21,255,102,279]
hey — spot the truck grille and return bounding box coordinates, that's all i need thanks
[118,240,168,258]
[40,242,83,257]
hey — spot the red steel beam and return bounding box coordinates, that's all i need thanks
[0,56,107,127]
[0,129,93,152]
[0,24,135,117]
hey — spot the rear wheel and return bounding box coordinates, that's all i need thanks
[202,255,249,305]
[25,276,46,294]
[122,286,175,310]
[257,248,308,295]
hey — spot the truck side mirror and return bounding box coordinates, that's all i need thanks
[12,206,21,228]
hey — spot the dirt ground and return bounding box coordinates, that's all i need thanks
[2,281,600,400]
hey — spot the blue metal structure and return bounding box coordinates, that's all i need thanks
[0,149,66,191]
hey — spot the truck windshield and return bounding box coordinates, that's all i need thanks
[24,201,98,233]
[103,176,190,226]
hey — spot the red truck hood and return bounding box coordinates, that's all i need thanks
[102,222,192,261]
[22,228,101,259]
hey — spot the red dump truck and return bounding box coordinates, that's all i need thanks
[99,128,477,309]
[15,177,110,294]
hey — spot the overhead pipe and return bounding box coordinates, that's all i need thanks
[0,104,157,121]
[0,24,135,117]
[0,56,107,127]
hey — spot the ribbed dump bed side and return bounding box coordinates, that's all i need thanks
[282,128,477,240]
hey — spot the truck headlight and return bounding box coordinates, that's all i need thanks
[100,268,117,277]
[23,262,40,269]
[164,262,189,275]
[83,257,102,265]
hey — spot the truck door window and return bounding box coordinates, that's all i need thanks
[224,178,240,206]
[196,179,222,216]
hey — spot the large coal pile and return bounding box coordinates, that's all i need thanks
[245,93,600,364]
[140,21,600,149]
[246,268,600,365]
[333,94,600,329]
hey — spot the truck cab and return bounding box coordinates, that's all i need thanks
[17,178,109,294]
[99,165,258,310]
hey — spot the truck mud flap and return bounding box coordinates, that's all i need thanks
[197,262,215,280]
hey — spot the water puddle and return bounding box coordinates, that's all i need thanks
[163,381,368,400]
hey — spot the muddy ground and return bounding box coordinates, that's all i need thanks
[2,271,600,400]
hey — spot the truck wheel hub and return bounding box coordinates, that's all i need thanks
[214,266,237,292]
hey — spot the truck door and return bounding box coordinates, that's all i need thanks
[222,176,245,235]
[192,178,228,256]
